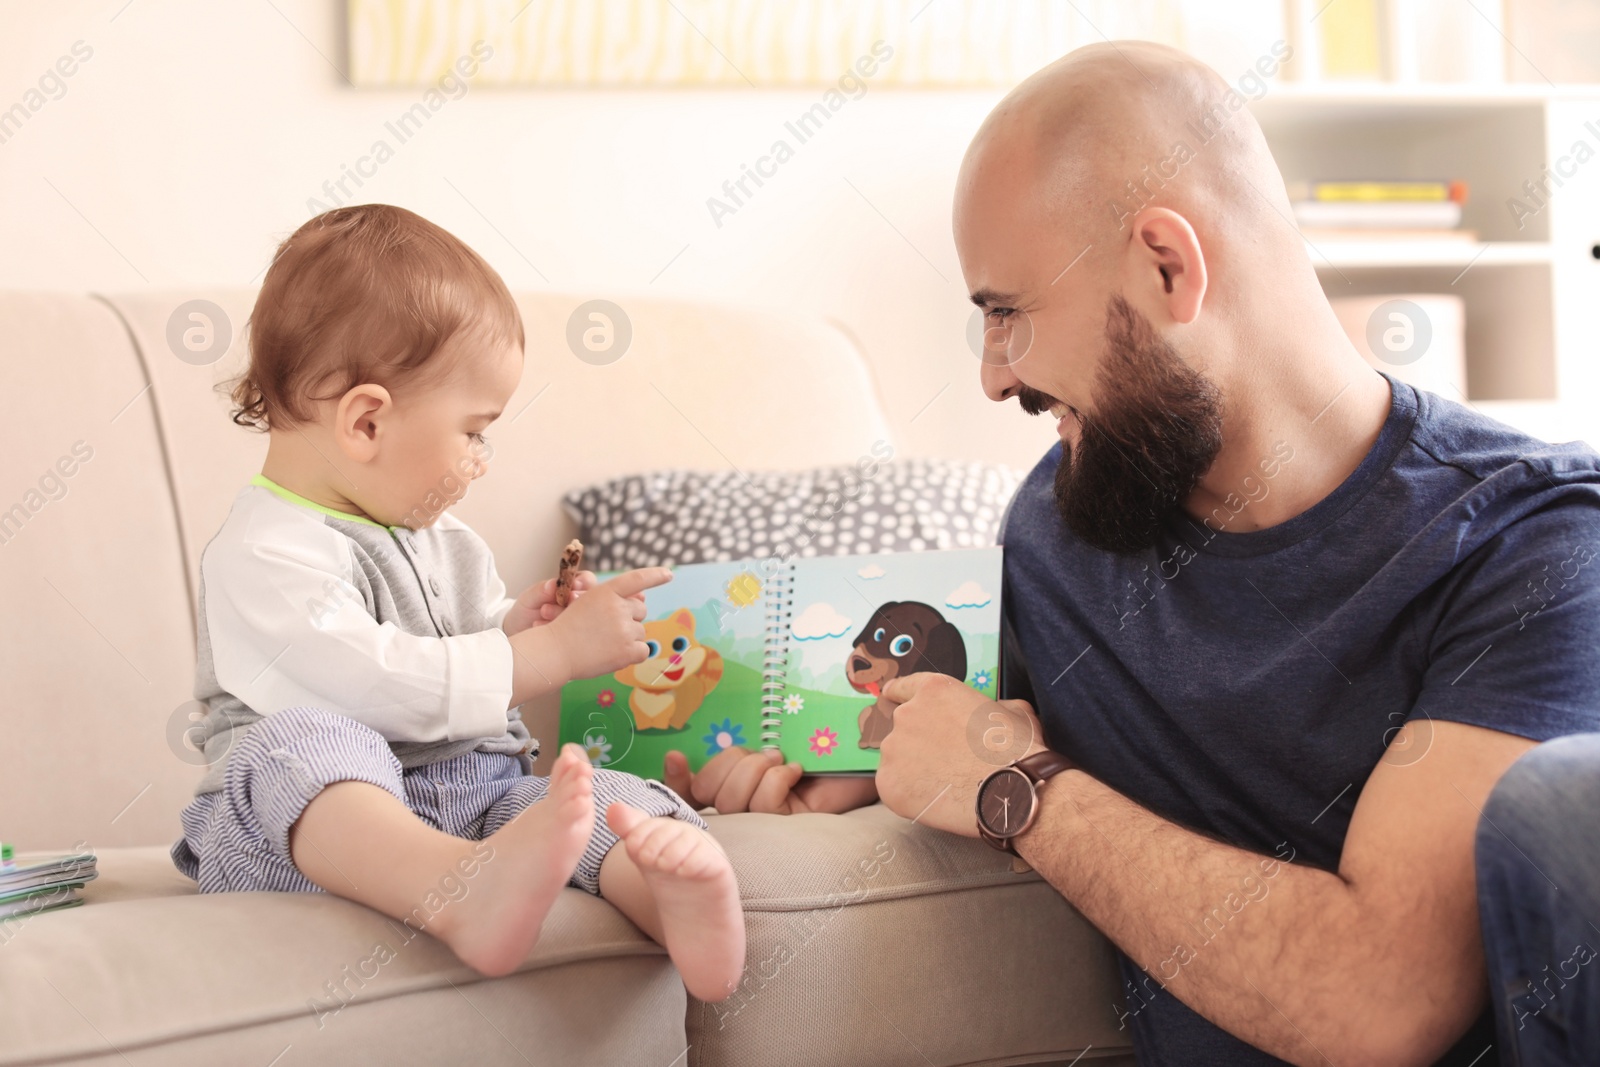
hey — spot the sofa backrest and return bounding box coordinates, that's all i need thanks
[1,289,895,848]
[0,293,203,851]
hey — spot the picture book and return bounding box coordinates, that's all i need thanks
[557,546,1002,778]
[0,849,97,922]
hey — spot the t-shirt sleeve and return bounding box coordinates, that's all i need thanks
[204,525,513,743]
[997,546,1039,710]
[1410,497,1600,740]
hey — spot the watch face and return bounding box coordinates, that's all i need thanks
[977,767,1034,838]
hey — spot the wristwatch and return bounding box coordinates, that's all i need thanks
[975,749,1075,854]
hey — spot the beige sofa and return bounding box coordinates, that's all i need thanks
[0,290,1134,1066]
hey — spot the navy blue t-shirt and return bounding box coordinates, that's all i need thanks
[998,375,1600,1066]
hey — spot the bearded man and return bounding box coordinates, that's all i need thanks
[668,41,1600,1067]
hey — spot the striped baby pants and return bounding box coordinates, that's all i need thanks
[170,705,707,896]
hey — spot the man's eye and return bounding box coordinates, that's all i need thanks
[986,308,1016,323]
[468,432,487,445]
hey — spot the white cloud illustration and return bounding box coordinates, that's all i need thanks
[790,602,854,641]
[857,564,886,579]
[945,580,992,610]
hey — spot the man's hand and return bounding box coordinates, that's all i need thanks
[876,672,1047,836]
[662,746,879,815]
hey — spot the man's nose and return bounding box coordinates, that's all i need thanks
[979,350,1024,403]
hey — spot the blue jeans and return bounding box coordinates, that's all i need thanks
[1478,732,1600,1066]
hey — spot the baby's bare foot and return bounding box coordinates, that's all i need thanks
[605,802,746,1002]
[437,743,595,976]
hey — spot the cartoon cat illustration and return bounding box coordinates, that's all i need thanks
[613,608,725,732]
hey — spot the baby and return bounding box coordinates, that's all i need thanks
[169,204,744,1001]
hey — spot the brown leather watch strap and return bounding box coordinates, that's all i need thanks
[1013,749,1075,783]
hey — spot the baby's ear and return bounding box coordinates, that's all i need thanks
[672,608,696,632]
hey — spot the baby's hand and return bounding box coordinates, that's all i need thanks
[545,567,674,680]
[500,571,597,637]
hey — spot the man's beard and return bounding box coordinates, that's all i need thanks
[1018,295,1224,554]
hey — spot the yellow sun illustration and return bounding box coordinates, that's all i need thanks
[725,570,761,607]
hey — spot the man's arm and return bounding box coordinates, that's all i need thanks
[1016,717,1534,1066]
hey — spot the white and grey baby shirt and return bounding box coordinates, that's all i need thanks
[189,474,536,796]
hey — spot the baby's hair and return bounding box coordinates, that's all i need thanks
[225,204,523,431]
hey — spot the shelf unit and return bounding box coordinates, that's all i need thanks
[1250,85,1600,444]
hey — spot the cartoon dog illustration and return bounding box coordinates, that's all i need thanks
[846,601,968,749]
[613,609,724,732]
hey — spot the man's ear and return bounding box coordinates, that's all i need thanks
[1127,207,1207,326]
[333,383,393,463]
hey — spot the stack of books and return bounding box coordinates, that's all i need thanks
[0,842,98,921]
[1290,180,1472,241]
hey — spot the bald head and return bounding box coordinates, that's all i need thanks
[956,40,1297,303]
[951,40,1388,554]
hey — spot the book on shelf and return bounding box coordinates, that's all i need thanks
[1286,180,1468,204]
[1289,178,1468,233]
[1293,200,1462,230]
[0,847,97,921]
[1299,227,1479,243]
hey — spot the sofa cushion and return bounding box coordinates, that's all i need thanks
[562,459,1025,570]
[688,804,1133,1067]
[1,808,1133,1067]
[0,846,689,1067]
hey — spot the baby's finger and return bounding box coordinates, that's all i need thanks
[603,567,674,599]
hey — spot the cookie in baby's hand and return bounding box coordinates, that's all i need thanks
[555,539,584,607]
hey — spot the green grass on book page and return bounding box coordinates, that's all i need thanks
[768,681,879,773]
[558,655,769,779]
[558,656,886,777]
[557,655,1000,779]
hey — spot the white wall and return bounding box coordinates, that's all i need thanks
[1,1,1060,471]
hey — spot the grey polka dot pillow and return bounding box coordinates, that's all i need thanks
[562,458,1026,570]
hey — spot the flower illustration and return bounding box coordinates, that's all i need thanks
[971,669,992,691]
[782,693,805,715]
[596,689,616,707]
[582,733,613,767]
[809,727,839,757]
[703,718,745,756]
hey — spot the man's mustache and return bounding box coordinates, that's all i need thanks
[1017,385,1071,418]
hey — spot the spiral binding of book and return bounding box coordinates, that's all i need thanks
[758,561,795,748]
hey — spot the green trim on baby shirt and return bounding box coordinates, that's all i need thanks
[250,474,394,530]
